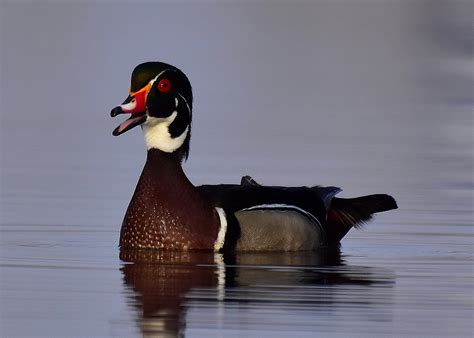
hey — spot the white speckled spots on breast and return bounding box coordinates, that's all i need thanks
[121,199,193,249]
[119,166,193,249]
[119,150,219,250]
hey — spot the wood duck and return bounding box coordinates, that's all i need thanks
[111,62,397,252]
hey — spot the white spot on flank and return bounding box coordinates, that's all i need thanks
[214,207,227,251]
[142,111,189,152]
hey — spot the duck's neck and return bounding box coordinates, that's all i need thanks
[119,149,220,250]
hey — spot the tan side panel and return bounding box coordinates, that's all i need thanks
[235,209,322,251]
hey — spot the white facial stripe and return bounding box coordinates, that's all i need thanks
[149,69,177,86]
[214,207,227,251]
[150,69,171,85]
[143,111,189,152]
[177,93,191,114]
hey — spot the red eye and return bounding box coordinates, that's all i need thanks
[157,78,171,93]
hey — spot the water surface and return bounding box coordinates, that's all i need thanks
[1,218,472,337]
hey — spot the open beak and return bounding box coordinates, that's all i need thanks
[111,82,152,136]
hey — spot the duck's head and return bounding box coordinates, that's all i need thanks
[111,62,193,161]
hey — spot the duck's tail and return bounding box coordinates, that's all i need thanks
[326,194,397,244]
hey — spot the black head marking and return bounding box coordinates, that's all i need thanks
[133,62,193,161]
[131,62,193,108]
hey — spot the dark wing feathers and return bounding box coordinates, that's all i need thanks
[240,176,342,209]
[197,182,328,250]
[199,176,397,247]
[197,183,327,222]
[310,186,342,209]
[241,175,259,186]
[326,194,398,243]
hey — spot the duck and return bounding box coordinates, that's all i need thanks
[111,61,397,251]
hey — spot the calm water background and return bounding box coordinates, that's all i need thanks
[1,1,472,337]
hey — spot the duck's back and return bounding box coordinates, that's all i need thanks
[198,181,397,250]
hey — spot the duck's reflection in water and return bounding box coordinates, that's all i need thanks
[120,248,393,337]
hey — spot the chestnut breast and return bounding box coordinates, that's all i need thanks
[120,150,220,250]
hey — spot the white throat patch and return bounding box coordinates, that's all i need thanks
[142,111,189,152]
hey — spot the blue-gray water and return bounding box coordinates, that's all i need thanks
[1,1,473,337]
